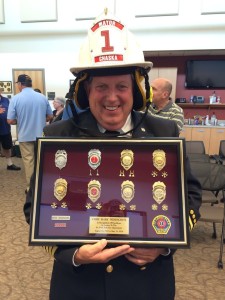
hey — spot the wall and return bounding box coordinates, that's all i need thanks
[1,0,225,108]
[148,55,225,119]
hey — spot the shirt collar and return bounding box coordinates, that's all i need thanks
[97,113,133,135]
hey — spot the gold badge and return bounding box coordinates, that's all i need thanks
[120,149,134,171]
[152,215,171,234]
[152,181,166,204]
[153,149,166,171]
[54,178,68,201]
[88,180,101,203]
[55,150,67,170]
[121,180,135,203]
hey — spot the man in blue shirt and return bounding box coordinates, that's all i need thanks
[7,75,53,192]
[0,88,21,170]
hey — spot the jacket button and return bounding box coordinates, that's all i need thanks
[140,266,146,271]
[106,265,113,273]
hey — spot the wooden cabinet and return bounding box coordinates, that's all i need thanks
[191,127,211,153]
[182,126,225,155]
[208,128,225,154]
[179,127,192,140]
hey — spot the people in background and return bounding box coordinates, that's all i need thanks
[7,74,53,193]
[62,93,86,120]
[0,88,21,170]
[148,78,184,132]
[24,10,201,300]
[50,97,66,123]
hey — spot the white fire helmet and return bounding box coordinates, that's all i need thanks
[69,9,153,111]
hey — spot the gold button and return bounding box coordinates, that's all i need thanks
[192,214,196,219]
[106,265,113,273]
[140,266,146,271]
[190,210,194,214]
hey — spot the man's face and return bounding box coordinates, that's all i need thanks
[86,75,133,131]
[151,80,164,104]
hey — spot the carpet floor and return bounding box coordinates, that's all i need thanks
[0,157,224,300]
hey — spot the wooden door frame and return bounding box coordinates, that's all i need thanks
[12,68,46,95]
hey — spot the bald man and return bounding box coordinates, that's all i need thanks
[149,78,184,132]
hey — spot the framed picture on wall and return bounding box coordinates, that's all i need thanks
[0,81,12,93]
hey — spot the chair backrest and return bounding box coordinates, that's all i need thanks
[186,141,205,154]
[219,140,225,158]
[190,161,225,191]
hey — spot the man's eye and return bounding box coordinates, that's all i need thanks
[118,85,128,90]
[96,85,106,90]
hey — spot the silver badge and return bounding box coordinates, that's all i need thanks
[55,150,67,170]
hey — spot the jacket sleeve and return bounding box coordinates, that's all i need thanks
[185,157,202,231]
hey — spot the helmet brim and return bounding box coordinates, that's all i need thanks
[70,61,153,76]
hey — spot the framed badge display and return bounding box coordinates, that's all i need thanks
[29,137,189,248]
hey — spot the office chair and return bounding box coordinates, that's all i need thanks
[189,161,225,269]
[186,141,210,162]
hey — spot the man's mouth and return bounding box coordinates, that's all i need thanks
[105,106,119,111]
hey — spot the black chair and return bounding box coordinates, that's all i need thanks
[186,141,210,162]
[190,161,225,268]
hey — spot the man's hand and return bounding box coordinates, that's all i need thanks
[0,107,6,114]
[74,239,134,265]
[125,247,167,266]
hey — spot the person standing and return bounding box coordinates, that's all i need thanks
[0,88,21,170]
[148,77,184,132]
[7,75,53,192]
[24,10,201,300]
[50,97,66,123]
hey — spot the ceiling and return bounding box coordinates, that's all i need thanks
[144,49,225,57]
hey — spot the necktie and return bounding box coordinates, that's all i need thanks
[104,130,120,136]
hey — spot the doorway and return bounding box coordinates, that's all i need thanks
[12,69,46,95]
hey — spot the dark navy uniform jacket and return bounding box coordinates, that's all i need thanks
[24,109,202,300]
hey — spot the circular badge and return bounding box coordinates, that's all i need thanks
[152,215,171,234]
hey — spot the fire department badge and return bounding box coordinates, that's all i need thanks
[152,181,166,204]
[55,150,67,170]
[121,180,135,203]
[120,149,134,171]
[88,180,101,202]
[54,178,68,201]
[152,215,171,234]
[152,149,166,171]
[88,149,101,170]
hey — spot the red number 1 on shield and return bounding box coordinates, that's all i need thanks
[101,30,114,52]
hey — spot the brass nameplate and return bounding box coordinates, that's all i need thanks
[89,217,129,235]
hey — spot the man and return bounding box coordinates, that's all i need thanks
[149,77,184,132]
[0,88,21,170]
[7,75,53,192]
[24,10,201,300]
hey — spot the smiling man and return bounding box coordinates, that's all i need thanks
[24,9,202,300]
